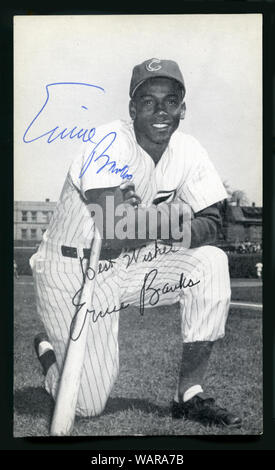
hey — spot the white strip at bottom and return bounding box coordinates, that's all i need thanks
[230,301,262,309]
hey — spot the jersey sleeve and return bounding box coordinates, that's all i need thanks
[177,137,228,213]
[69,121,132,199]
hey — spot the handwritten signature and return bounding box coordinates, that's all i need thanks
[70,254,200,339]
[23,81,132,181]
[139,268,200,316]
[70,256,125,339]
[123,240,180,269]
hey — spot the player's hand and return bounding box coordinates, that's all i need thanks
[119,181,141,208]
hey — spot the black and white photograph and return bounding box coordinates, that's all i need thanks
[14,14,263,437]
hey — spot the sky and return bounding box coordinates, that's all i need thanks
[14,14,262,205]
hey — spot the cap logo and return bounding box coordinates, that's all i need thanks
[146,58,162,72]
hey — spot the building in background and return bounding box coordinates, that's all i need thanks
[14,198,262,248]
[218,200,262,250]
[14,199,56,247]
[224,205,262,243]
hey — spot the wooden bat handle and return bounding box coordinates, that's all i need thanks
[50,228,102,436]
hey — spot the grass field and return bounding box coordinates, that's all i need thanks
[231,285,262,304]
[13,276,262,437]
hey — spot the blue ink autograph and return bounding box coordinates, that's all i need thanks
[78,131,132,180]
[23,82,133,181]
[23,82,104,144]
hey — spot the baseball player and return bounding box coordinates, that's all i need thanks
[255,262,263,279]
[14,259,19,279]
[31,58,241,428]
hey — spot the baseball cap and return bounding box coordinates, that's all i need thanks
[130,58,185,98]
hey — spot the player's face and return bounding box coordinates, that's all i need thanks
[130,77,185,148]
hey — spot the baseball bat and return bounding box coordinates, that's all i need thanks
[50,228,102,436]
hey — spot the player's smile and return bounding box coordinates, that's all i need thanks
[129,77,185,162]
[152,121,171,130]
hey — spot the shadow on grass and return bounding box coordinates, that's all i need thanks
[74,397,170,425]
[102,397,169,417]
[14,387,54,416]
[14,388,169,421]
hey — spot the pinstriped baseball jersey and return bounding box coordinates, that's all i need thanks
[37,119,226,260]
[31,118,230,418]
[71,119,227,210]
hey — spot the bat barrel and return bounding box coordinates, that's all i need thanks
[50,229,102,436]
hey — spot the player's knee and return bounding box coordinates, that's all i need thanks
[195,245,230,296]
[197,245,229,271]
[209,245,229,268]
[76,398,107,418]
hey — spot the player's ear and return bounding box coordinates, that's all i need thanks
[129,100,137,120]
[180,102,186,120]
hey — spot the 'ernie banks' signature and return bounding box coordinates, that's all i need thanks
[23,82,132,181]
[70,256,129,340]
[70,255,200,340]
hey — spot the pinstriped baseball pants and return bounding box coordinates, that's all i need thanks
[31,243,231,417]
